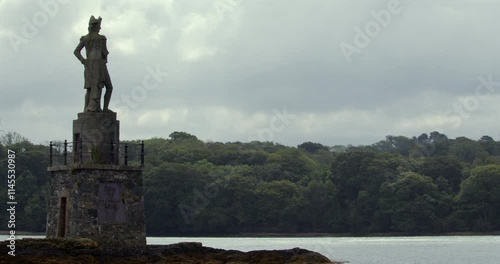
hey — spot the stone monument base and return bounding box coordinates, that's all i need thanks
[73,112,119,164]
[46,164,146,251]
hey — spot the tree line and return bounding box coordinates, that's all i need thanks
[0,131,499,235]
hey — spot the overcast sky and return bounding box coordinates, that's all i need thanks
[0,0,499,146]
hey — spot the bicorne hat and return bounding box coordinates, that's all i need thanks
[89,15,102,25]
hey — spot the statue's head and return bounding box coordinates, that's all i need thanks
[88,15,102,33]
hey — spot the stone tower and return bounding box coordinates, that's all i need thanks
[46,111,146,252]
[46,15,146,253]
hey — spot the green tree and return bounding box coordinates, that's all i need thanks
[456,164,500,231]
[379,172,441,233]
[214,174,259,232]
[331,151,401,232]
[303,180,341,232]
[448,137,488,164]
[429,131,450,157]
[143,162,211,235]
[479,135,496,155]
[254,180,305,232]
[169,131,198,141]
[0,131,28,145]
[160,138,209,163]
[417,157,463,194]
[268,148,316,183]
[142,137,170,166]
[297,141,327,154]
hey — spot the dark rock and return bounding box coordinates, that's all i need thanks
[0,239,343,264]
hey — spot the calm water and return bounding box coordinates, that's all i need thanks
[5,235,500,263]
[146,236,500,264]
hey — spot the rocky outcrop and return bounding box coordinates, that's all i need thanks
[1,238,342,264]
[150,242,338,263]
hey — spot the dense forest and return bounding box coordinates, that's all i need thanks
[1,131,499,235]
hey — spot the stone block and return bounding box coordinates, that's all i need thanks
[73,112,120,165]
[46,166,146,251]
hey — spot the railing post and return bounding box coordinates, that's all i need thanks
[79,137,83,164]
[49,141,53,166]
[63,140,68,165]
[141,141,144,165]
[124,144,128,165]
[110,140,114,165]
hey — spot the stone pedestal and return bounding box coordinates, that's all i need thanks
[46,164,146,251]
[47,112,146,253]
[73,112,119,164]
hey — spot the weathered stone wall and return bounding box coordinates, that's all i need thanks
[73,112,120,164]
[47,164,146,251]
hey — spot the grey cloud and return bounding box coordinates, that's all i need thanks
[1,0,499,146]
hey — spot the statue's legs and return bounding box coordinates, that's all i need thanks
[85,85,102,112]
[103,83,113,112]
[84,89,90,112]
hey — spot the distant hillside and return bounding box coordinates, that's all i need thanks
[1,131,499,235]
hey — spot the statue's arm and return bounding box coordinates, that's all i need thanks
[74,38,85,64]
[102,36,109,63]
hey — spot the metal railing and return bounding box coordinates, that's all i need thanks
[49,140,144,166]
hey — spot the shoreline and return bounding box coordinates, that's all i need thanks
[4,231,500,238]
[0,239,342,263]
[228,231,500,238]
